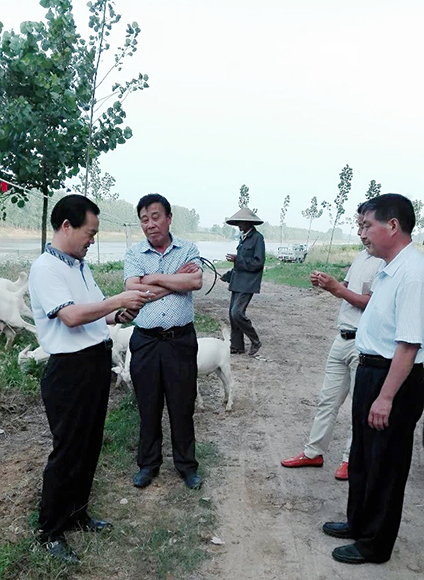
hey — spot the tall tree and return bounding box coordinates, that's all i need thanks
[412,199,424,240]
[325,164,353,264]
[365,179,381,199]
[0,0,148,251]
[238,184,250,208]
[280,195,290,243]
[82,0,148,194]
[301,196,323,246]
[73,158,119,263]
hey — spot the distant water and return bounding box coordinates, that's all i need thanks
[0,237,282,264]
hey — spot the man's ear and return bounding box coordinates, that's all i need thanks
[62,219,71,232]
[388,218,400,235]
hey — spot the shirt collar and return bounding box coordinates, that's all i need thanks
[241,227,254,241]
[139,233,182,255]
[381,242,415,278]
[45,243,82,267]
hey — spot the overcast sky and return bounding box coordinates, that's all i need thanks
[3,0,424,231]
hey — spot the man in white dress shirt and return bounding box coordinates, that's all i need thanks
[323,194,424,564]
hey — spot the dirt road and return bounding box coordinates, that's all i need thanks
[191,275,424,580]
[1,273,424,579]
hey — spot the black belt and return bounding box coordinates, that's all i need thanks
[358,354,391,369]
[81,338,113,353]
[340,330,356,340]
[52,338,113,357]
[137,322,194,340]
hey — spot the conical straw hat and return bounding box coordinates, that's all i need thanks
[225,207,263,225]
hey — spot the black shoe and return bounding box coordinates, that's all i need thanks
[184,472,203,490]
[248,341,262,356]
[44,537,81,565]
[133,467,159,488]
[230,348,245,354]
[81,516,113,533]
[322,521,352,539]
[332,544,367,564]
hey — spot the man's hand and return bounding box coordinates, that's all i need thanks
[176,261,200,274]
[118,308,139,324]
[368,395,393,430]
[311,271,345,298]
[310,270,320,287]
[118,290,153,309]
[226,253,236,263]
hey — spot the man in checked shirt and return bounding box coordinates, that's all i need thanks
[124,194,203,490]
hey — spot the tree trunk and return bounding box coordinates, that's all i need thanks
[41,187,49,254]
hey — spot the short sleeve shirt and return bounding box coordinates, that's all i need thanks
[124,235,200,330]
[29,245,110,354]
[356,243,424,362]
[337,250,383,331]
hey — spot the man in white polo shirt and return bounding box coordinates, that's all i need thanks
[323,194,424,564]
[29,195,146,564]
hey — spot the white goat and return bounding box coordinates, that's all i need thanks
[114,325,234,411]
[0,271,28,292]
[196,325,233,411]
[18,324,134,376]
[18,344,49,364]
[0,286,37,349]
[0,273,33,319]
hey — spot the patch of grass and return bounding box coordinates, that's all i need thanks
[100,393,139,472]
[0,331,43,401]
[0,534,75,580]
[0,261,32,280]
[145,516,210,580]
[263,260,349,288]
[91,263,126,296]
[194,314,221,334]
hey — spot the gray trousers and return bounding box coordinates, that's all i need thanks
[229,291,259,351]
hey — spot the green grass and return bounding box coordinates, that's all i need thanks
[263,257,350,287]
[194,313,221,334]
[0,534,76,580]
[0,331,44,401]
[100,393,139,472]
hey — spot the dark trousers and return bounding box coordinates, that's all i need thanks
[129,325,198,476]
[347,362,424,562]
[39,346,111,541]
[229,291,259,351]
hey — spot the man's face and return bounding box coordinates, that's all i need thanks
[139,202,172,249]
[357,214,364,239]
[67,211,98,260]
[238,221,251,234]
[360,210,392,258]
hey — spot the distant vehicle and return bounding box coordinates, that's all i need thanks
[277,243,308,263]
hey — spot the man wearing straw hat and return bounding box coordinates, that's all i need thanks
[221,207,265,356]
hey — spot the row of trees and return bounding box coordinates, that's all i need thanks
[1,189,200,237]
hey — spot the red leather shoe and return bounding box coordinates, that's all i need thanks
[334,461,348,480]
[281,452,324,468]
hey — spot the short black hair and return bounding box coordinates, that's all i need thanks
[357,202,366,214]
[136,194,171,218]
[361,193,415,234]
[51,194,100,231]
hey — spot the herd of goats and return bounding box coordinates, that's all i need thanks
[0,272,234,411]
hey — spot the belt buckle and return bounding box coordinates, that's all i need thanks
[359,354,365,365]
[104,338,113,350]
[162,329,175,340]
